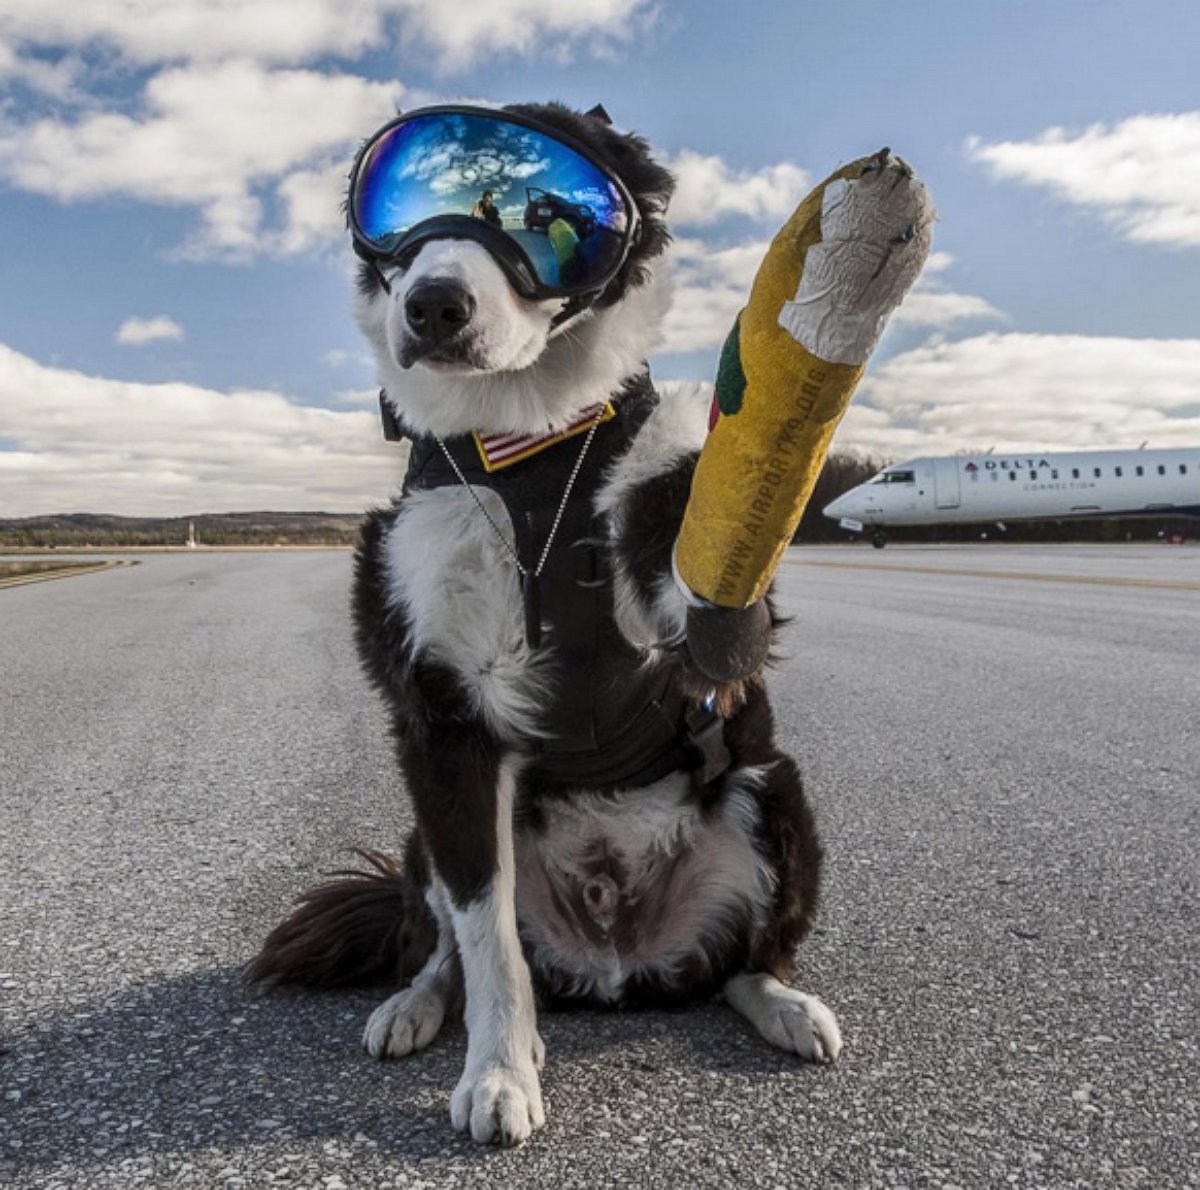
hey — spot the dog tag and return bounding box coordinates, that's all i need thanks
[522,572,542,649]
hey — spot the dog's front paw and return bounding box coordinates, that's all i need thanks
[450,1057,545,1146]
[760,988,843,1064]
[725,973,844,1064]
[363,984,447,1059]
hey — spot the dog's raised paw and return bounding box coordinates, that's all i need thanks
[450,1060,545,1146]
[363,985,446,1059]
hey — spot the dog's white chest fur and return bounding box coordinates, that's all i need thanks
[379,382,712,743]
[383,486,547,742]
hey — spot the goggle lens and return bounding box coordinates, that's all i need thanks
[351,110,633,296]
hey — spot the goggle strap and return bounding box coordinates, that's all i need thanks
[353,239,395,295]
[549,292,597,333]
[368,256,393,295]
[379,391,405,441]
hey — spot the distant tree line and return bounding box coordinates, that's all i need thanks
[0,513,361,549]
[794,450,891,542]
[0,528,361,548]
[3,459,1194,550]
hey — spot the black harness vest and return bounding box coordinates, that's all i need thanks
[397,373,728,790]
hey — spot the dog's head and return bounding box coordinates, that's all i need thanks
[352,102,675,439]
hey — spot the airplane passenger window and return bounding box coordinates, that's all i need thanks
[1158,465,1166,476]
[1009,471,1017,481]
[1115,467,1123,478]
[1030,470,1039,481]
[1051,469,1059,480]
[1181,464,1189,475]
[1094,468,1102,478]
[1072,468,1080,479]
[1136,466,1144,477]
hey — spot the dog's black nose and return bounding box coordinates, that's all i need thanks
[404,280,476,345]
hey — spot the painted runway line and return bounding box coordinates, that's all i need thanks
[788,556,1200,592]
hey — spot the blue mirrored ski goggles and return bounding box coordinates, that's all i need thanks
[349,106,640,300]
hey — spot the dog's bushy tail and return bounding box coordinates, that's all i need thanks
[244,841,436,990]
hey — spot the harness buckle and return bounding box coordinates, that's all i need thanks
[569,536,608,589]
[684,699,732,789]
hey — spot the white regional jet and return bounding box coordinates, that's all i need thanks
[823,447,1200,548]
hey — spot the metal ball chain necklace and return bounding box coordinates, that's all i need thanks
[434,404,607,649]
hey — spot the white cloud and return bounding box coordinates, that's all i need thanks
[0,341,398,516]
[272,158,353,257]
[836,331,1200,456]
[323,348,375,372]
[921,250,955,275]
[660,236,764,354]
[0,38,83,99]
[890,251,1005,332]
[333,388,382,406]
[0,60,405,260]
[393,0,655,72]
[116,315,185,345]
[0,0,655,71]
[968,112,1200,248]
[891,251,1005,331]
[0,1,384,67]
[667,149,809,228]
[890,290,1004,329]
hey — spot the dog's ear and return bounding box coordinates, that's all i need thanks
[585,103,613,126]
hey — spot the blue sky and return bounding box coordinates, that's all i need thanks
[2,0,1199,514]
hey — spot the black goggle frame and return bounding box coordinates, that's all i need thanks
[347,105,642,309]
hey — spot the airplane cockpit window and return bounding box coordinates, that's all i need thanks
[869,470,916,485]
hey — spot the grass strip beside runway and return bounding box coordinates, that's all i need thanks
[0,559,130,590]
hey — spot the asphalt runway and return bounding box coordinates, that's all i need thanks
[1,545,1196,1188]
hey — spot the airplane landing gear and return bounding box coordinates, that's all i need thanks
[871,529,888,550]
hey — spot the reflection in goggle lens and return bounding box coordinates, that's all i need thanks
[352,112,632,294]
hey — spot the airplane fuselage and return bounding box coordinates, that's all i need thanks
[823,448,1200,531]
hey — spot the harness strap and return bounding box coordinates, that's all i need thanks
[388,372,733,791]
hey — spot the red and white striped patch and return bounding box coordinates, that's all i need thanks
[472,402,615,472]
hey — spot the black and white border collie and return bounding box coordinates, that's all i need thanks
[248,102,841,1146]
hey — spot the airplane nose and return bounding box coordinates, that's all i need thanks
[404,280,476,345]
